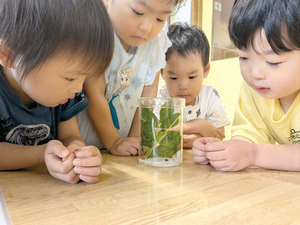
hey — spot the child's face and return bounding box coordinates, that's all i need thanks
[105,0,173,51]
[161,51,209,106]
[14,53,88,107]
[237,30,300,103]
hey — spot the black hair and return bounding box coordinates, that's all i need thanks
[166,22,210,67]
[0,0,114,80]
[229,0,300,53]
[169,0,186,14]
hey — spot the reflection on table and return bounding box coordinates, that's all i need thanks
[1,150,300,225]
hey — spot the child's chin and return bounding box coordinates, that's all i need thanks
[59,98,69,105]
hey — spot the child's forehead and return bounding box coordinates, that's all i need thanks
[133,0,175,13]
[171,51,203,62]
[238,30,274,55]
[53,52,99,76]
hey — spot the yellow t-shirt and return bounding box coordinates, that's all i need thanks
[231,81,300,144]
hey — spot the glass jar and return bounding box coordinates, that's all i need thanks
[138,97,185,167]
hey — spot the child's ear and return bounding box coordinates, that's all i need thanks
[203,63,210,78]
[0,43,14,68]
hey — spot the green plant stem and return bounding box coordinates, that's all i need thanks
[142,116,180,160]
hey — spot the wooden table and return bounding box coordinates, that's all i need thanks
[1,150,300,225]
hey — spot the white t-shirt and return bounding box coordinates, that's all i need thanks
[157,85,231,128]
[77,24,171,148]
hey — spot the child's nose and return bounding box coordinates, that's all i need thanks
[250,66,265,80]
[139,18,152,33]
[179,81,188,90]
[70,81,84,94]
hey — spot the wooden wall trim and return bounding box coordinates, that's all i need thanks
[191,0,203,28]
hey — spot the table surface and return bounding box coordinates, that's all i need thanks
[1,150,300,225]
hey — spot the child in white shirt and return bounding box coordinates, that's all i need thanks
[77,0,185,155]
[158,23,230,148]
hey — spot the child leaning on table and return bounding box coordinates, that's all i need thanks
[193,0,300,171]
[0,0,114,183]
[77,0,185,156]
[158,23,231,148]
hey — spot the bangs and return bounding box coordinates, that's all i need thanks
[229,0,300,53]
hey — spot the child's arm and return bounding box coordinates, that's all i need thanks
[129,71,160,137]
[84,76,139,156]
[0,142,46,170]
[183,118,225,139]
[193,136,300,171]
[173,118,225,149]
[0,140,79,183]
[57,116,102,183]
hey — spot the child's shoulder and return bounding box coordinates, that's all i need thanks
[201,85,220,97]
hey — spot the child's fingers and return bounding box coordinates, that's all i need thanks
[193,155,209,164]
[193,137,220,148]
[209,159,229,171]
[74,166,101,177]
[202,142,226,152]
[54,153,76,174]
[126,147,138,155]
[205,150,227,162]
[217,129,226,139]
[73,146,101,158]
[79,174,99,184]
[73,155,102,167]
[54,170,80,184]
[46,140,70,158]
[192,146,205,156]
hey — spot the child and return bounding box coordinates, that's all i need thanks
[77,0,185,156]
[0,0,114,183]
[193,0,300,171]
[158,23,230,149]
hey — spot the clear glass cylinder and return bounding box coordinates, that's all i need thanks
[138,97,185,167]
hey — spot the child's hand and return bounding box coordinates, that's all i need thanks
[72,145,102,184]
[183,134,201,149]
[181,119,225,140]
[44,140,80,184]
[192,137,220,165]
[196,120,225,139]
[109,137,139,156]
[203,139,256,172]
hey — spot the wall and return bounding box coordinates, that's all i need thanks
[202,0,243,138]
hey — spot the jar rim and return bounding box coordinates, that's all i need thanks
[139,97,185,108]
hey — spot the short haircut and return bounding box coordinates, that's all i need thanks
[0,0,114,80]
[168,0,186,14]
[229,0,300,53]
[166,22,210,68]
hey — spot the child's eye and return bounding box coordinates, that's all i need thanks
[132,9,143,16]
[239,57,248,61]
[157,18,165,23]
[189,76,196,79]
[170,77,177,80]
[65,78,75,81]
[266,61,280,67]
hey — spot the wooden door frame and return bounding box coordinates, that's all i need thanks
[191,0,203,27]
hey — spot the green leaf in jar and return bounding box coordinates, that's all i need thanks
[154,130,181,158]
[160,101,180,129]
[140,107,158,127]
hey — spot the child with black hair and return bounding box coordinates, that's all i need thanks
[158,23,230,149]
[0,0,114,183]
[193,0,300,171]
[77,0,186,156]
